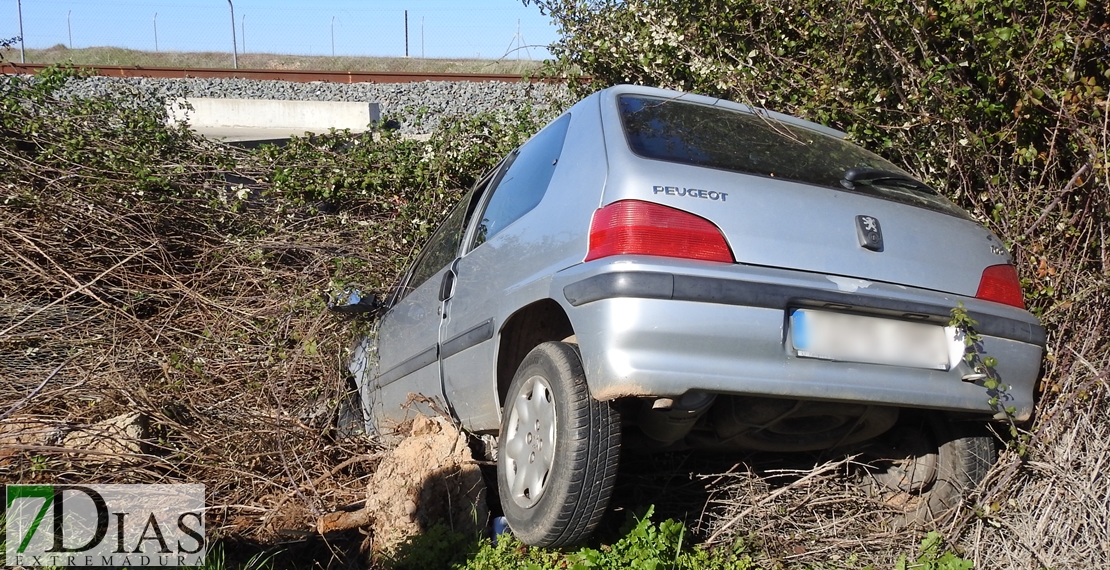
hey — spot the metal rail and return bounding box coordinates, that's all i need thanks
[0,63,544,84]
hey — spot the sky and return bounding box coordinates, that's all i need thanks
[5,0,560,60]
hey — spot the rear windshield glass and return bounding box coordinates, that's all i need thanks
[618,95,969,219]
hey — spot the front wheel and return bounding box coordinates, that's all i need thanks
[497,342,621,547]
[860,415,997,527]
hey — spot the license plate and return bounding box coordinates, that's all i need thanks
[790,309,957,370]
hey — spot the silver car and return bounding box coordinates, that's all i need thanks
[342,85,1045,546]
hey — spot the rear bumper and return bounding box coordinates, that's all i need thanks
[555,260,1045,421]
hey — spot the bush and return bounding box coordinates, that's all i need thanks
[527,1,1109,566]
[531,0,1108,317]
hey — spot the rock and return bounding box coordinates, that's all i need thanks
[61,412,149,456]
[0,419,61,464]
[0,419,59,446]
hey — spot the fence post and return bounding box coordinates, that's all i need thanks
[227,0,238,69]
[17,0,25,63]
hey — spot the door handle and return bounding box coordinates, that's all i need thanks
[438,269,456,302]
[439,258,461,302]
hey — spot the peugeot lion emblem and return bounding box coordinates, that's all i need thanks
[856,215,883,251]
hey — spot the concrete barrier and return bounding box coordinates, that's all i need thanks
[167,98,380,142]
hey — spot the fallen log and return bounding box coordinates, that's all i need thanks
[317,508,372,534]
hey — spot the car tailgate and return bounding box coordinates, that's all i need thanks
[598,159,1010,298]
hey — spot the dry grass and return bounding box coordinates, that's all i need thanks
[0,73,549,566]
[959,346,1110,568]
[0,134,401,545]
[609,448,928,568]
[686,309,1110,569]
[22,44,545,75]
[621,365,1110,568]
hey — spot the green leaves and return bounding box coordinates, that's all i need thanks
[894,532,974,570]
[1,66,232,202]
[535,0,1106,317]
[459,507,754,570]
[950,302,1029,454]
[411,506,973,569]
[993,26,1015,43]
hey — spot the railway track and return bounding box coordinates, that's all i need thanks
[0,63,543,84]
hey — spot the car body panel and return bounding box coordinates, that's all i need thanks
[369,263,451,429]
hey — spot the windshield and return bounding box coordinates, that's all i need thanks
[618,95,969,219]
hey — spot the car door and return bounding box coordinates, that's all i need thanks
[370,183,484,430]
[439,114,573,432]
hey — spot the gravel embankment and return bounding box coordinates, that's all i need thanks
[51,75,571,134]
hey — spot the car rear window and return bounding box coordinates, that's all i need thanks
[618,95,969,218]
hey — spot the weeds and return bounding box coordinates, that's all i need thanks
[385,509,973,570]
[388,508,761,570]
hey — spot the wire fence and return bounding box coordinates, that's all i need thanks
[5,0,556,67]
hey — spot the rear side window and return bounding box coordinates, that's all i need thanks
[396,182,484,302]
[618,95,968,218]
[471,113,572,248]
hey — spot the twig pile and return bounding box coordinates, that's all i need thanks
[693,280,1110,569]
[960,322,1110,569]
[0,71,548,543]
[0,162,390,539]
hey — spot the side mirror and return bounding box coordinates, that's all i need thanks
[327,286,382,315]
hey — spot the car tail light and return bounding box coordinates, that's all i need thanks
[975,264,1025,309]
[585,200,734,263]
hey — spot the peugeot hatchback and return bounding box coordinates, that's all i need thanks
[343,85,1045,547]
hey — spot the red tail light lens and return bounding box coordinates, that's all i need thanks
[976,264,1025,309]
[585,200,734,263]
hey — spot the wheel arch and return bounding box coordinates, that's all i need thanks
[496,299,575,406]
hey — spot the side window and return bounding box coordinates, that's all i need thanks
[395,180,487,302]
[471,113,572,248]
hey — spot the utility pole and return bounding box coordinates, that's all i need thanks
[241,14,245,54]
[17,0,25,63]
[153,13,158,52]
[404,10,408,57]
[227,0,238,69]
[67,10,72,49]
[503,19,531,60]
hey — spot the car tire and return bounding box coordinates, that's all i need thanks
[861,415,996,527]
[497,341,621,547]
